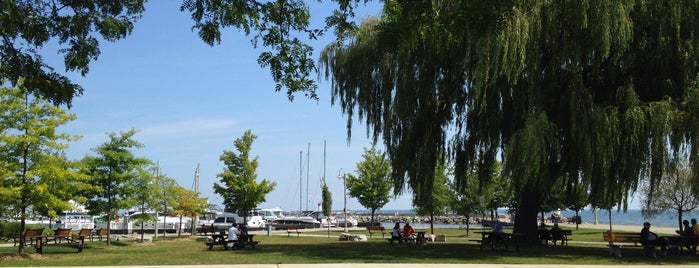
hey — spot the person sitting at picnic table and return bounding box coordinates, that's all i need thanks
[492,220,504,233]
[227,223,241,250]
[390,222,402,244]
[676,220,692,236]
[692,218,699,236]
[403,222,416,240]
[640,221,668,256]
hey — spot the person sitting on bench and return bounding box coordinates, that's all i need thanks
[390,222,402,244]
[227,223,241,250]
[403,222,415,241]
[641,221,668,256]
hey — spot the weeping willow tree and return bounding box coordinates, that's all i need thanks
[320,1,699,241]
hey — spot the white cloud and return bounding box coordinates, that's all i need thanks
[140,118,237,137]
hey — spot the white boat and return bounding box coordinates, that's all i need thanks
[256,207,286,222]
[33,212,95,230]
[270,211,321,229]
[334,213,358,228]
[94,211,190,234]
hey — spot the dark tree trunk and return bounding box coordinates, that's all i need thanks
[513,186,544,243]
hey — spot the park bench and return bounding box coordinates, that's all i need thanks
[366,226,386,238]
[603,231,643,257]
[539,229,572,246]
[286,226,301,237]
[35,228,92,253]
[92,228,109,241]
[17,228,44,247]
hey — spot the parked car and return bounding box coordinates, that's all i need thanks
[211,213,241,232]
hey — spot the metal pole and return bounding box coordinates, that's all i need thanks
[338,169,347,232]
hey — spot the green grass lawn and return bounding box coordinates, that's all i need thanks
[0,227,694,266]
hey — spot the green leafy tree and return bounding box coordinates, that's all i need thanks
[641,160,699,231]
[170,185,208,237]
[215,130,277,226]
[0,85,86,253]
[345,146,392,225]
[320,1,699,241]
[412,161,450,234]
[151,167,178,239]
[321,178,332,236]
[130,165,158,242]
[82,129,150,245]
[0,1,146,106]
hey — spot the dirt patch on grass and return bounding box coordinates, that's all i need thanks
[0,253,49,261]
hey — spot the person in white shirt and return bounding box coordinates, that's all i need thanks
[228,223,241,250]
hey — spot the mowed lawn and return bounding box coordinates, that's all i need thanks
[0,227,695,266]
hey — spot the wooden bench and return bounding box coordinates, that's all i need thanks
[603,231,644,257]
[366,226,386,238]
[17,228,44,247]
[35,228,91,253]
[92,228,109,241]
[539,229,572,245]
[286,226,301,237]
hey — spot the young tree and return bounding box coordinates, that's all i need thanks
[345,146,392,225]
[641,161,699,231]
[1,1,146,106]
[0,85,86,253]
[412,161,450,234]
[170,185,208,237]
[130,166,158,243]
[321,179,333,236]
[151,167,178,239]
[82,129,150,245]
[215,130,277,226]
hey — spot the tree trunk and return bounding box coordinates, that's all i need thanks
[430,214,434,234]
[370,208,376,226]
[513,186,543,243]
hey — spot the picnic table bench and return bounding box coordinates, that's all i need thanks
[196,225,215,235]
[538,229,572,246]
[205,232,258,250]
[366,226,386,238]
[474,231,521,252]
[286,226,301,237]
[34,228,92,253]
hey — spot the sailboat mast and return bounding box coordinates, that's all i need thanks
[299,150,303,212]
[306,143,310,211]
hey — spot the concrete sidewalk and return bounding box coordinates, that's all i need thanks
[5,264,699,268]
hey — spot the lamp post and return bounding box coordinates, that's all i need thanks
[338,169,348,232]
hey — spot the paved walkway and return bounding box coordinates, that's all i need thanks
[4,265,699,268]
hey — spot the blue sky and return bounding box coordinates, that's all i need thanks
[46,1,414,212]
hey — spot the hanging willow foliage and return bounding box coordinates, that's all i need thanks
[320,0,699,237]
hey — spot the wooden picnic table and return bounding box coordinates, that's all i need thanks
[474,231,521,253]
[205,232,258,250]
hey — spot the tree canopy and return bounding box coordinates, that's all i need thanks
[0,1,146,106]
[0,85,85,253]
[215,130,276,222]
[320,1,699,240]
[344,146,392,224]
[82,129,151,245]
